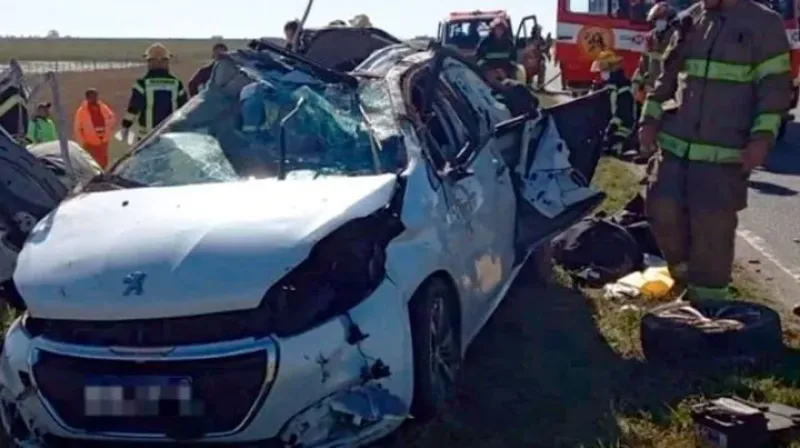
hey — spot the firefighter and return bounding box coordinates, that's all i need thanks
[26,102,57,144]
[475,17,517,78]
[0,83,28,142]
[631,2,677,105]
[592,51,636,157]
[639,0,792,301]
[120,43,188,143]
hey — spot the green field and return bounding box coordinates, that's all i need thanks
[0,38,258,62]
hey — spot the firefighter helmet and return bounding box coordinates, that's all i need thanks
[143,43,172,60]
[590,50,622,72]
[646,2,674,22]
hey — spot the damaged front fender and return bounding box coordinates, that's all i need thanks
[279,384,406,447]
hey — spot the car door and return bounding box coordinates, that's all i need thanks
[412,97,488,334]
[439,54,607,257]
[437,58,517,307]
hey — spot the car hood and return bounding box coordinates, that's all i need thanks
[14,174,398,321]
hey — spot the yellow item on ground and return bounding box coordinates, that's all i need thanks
[616,266,675,300]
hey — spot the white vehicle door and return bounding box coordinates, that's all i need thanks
[416,82,512,334]
[435,60,518,331]
[438,58,518,285]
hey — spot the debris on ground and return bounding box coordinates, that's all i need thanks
[553,193,663,291]
[603,266,674,301]
[692,397,800,447]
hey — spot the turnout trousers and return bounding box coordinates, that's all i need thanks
[644,150,747,300]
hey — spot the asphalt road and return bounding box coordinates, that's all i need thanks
[543,62,800,303]
[737,117,800,302]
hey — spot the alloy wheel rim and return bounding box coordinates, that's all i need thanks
[428,294,458,406]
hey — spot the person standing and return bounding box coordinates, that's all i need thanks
[26,102,57,145]
[120,43,188,143]
[631,2,677,105]
[74,88,116,168]
[475,17,517,78]
[188,42,228,97]
[639,0,792,301]
[592,51,636,157]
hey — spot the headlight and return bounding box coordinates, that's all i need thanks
[262,207,403,337]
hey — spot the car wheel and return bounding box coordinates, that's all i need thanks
[640,299,783,366]
[408,277,461,421]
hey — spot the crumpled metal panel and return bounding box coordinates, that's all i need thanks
[547,89,611,182]
[299,27,402,71]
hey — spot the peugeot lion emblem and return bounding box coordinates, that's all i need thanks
[122,271,147,296]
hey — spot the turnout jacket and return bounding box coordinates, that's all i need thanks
[632,28,676,92]
[121,68,188,136]
[641,1,792,163]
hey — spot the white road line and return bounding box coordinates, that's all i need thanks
[737,228,800,283]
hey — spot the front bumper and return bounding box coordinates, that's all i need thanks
[0,279,413,446]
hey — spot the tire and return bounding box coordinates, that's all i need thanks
[408,277,462,421]
[640,300,783,365]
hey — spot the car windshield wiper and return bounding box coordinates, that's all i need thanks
[81,172,145,192]
[277,97,307,180]
[246,38,358,88]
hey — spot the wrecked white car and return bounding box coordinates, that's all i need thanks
[0,28,610,447]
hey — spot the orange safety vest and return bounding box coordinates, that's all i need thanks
[73,100,116,147]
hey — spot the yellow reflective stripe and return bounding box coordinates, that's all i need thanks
[133,82,144,94]
[642,99,662,120]
[688,284,728,300]
[615,125,631,137]
[145,86,154,131]
[484,52,511,60]
[0,94,23,117]
[143,78,180,132]
[755,53,791,82]
[647,52,663,60]
[751,113,782,136]
[657,132,742,163]
[682,59,753,83]
[610,90,618,114]
[123,112,137,122]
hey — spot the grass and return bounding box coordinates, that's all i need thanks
[0,38,257,62]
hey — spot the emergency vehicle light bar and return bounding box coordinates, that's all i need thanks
[448,10,506,19]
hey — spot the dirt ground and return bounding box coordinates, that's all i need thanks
[29,62,204,162]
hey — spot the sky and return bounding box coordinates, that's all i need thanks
[2,0,560,39]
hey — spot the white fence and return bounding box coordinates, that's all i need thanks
[0,60,144,74]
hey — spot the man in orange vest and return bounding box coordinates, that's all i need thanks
[73,88,116,168]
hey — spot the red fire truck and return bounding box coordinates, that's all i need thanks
[555,0,800,94]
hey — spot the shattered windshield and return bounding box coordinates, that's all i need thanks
[110,56,404,188]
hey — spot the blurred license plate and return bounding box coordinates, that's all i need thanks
[84,375,196,417]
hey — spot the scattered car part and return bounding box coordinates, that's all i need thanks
[640,300,783,365]
[692,396,800,448]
